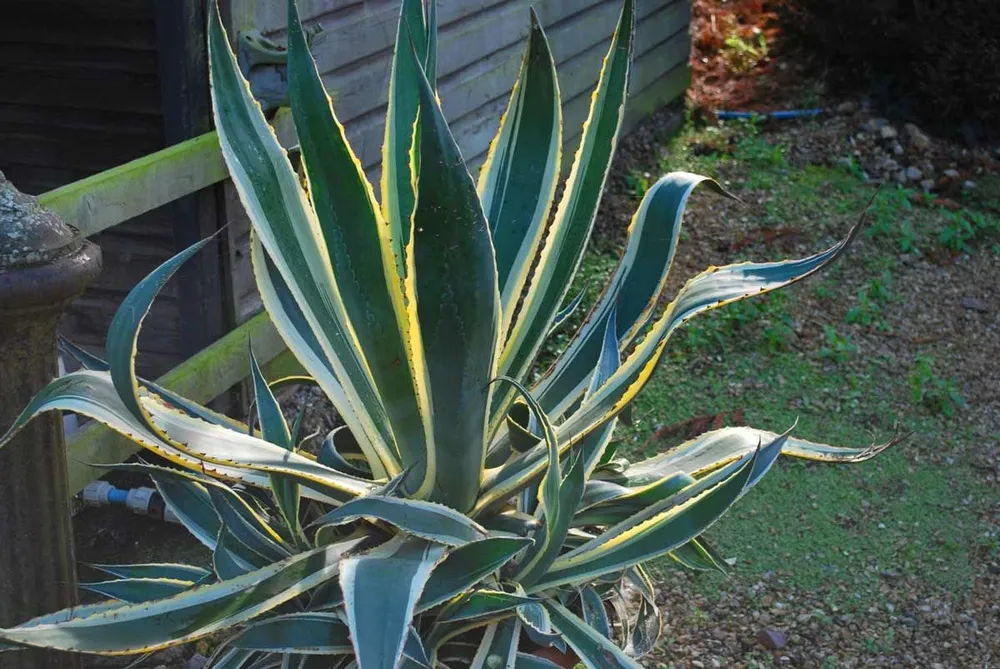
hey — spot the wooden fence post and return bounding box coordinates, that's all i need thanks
[0,172,101,669]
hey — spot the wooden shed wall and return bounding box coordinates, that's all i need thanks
[229,0,692,319]
[0,0,182,375]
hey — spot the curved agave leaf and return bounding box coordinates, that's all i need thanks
[478,311,619,516]
[80,578,195,604]
[105,236,215,442]
[489,376,573,586]
[381,0,431,270]
[341,535,447,669]
[60,338,247,433]
[436,590,537,624]
[85,563,212,582]
[533,173,723,420]
[531,432,788,592]
[496,0,634,420]
[310,496,487,547]
[557,219,867,453]
[230,612,352,654]
[543,600,639,669]
[478,8,562,337]
[600,425,896,489]
[318,427,373,479]
[579,586,611,640]
[417,537,533,612]
[406,36,500,511]
[209,5,401,476]
[286,0,430,481]
[0,368,372,507]
[0,539,361,654]
[470,619,521,669]
[141,393,375,501]
[481,219,866,508]
[250,239,389,478]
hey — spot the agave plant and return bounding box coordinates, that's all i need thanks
[0,1,894,667]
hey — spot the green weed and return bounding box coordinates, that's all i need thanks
[845,270,894,330]
[909,355,964,416]
[937,209,1000,252]
[624,168,651,199]
[722,31,769,74]
[864,186,915,249]
[819,325,856,363]
[678,292,795,355]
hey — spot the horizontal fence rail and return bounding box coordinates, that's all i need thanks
[37,113,297,239]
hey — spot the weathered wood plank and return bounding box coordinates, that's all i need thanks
[37,134,225,236]
[36,112,298,238]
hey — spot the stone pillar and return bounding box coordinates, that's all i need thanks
[0,172,101,669]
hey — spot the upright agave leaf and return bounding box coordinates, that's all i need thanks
[286,0,431,482]
[406,30,501,511]
[494,0,635,428]
[478,8,562,337]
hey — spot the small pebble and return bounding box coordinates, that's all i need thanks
[757,629,788,650]
[961,297,989,312]
[904,122,932,150]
